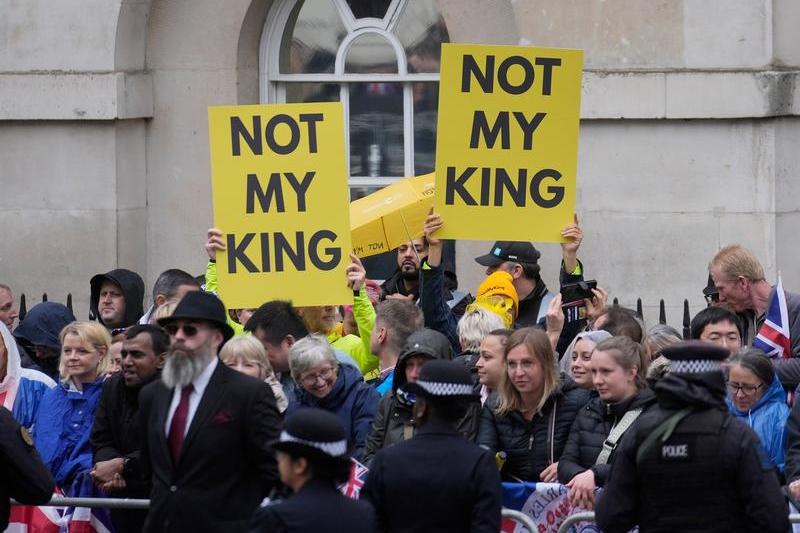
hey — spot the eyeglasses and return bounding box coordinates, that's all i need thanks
[300,366,335,386]
[110,327,128,337]
[163,323,204,337]
[727,382,763,396]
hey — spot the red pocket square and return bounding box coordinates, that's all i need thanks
[212,410,233,424]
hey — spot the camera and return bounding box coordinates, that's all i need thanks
[560,280,598,305]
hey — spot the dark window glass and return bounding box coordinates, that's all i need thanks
[281,0,346,74]
[348,82,404,177]
[395,0,450,73]
[346,0,392,19]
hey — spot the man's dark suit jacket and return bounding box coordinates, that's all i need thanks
[138,360,281,533]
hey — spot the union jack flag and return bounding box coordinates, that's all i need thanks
[9,473,115,533]
[753,275,793,358]
[339,458,369,499]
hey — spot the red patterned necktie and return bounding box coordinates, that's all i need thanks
[168,384,193,463]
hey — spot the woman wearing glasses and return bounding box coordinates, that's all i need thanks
[287,334,380,461]
[726,348,790,475]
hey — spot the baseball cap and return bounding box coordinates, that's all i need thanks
[475,241,541,267]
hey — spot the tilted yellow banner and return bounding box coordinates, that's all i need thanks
[350,173,435,258]
[433,43,583,242]
[208,102,352,308]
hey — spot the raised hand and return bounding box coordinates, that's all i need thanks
[346,253,367,291]
[205,228,226,261]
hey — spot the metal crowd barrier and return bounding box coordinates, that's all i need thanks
[556,511,597,533]
[11,498,800,532]
[13,499,536,531]
[501,508,537,531]
[556,512,800,533]
[10,496,150,510]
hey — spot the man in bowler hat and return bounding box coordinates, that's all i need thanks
[138,291,281,532]
[362,359,501,532]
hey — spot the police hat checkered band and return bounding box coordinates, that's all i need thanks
[671,359,723,374]
[416,380,474,396]
[279,431,347,457]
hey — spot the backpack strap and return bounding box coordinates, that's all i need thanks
[635,407,693,466]
[595,407,644,465]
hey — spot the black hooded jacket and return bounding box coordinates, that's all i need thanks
[595,372,789,533]
[362,329,479,465]
[90,269,145,328]
[557,388,656,486]
[477,375,590,482]
[380,268,419,301]
[13,302,76,381]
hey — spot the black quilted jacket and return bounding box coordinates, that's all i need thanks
[477,375,590,481]
[556,388,656,486]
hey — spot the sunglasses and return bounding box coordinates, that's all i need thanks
[163,323,205,337]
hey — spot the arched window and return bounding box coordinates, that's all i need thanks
[260,0,449,200]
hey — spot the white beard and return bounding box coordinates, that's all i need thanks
[162,346,213,389]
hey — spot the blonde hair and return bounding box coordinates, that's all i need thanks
[457,308,506,353]
[151,299,179,324]
[710,245,765,282]
[496,327,560,417]
[58,321,112,380]
[220,335,274,380]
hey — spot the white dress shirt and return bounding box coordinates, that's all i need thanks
[165,357,218,437]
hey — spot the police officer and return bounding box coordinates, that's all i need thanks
[0,406,55,530]
[595,341,788,533]
[246,408,376,533]
[362,359,501,533]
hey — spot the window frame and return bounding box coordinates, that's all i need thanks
[259,0,442,187]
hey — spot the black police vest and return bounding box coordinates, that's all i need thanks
[635,407,744,532]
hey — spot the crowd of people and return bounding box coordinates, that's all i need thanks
[2,212,800,532]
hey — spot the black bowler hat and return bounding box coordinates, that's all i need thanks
[475,241,541,267]
[157,291,234,342]
[271,408,350,462]
[403,359,479,400]
[660,340,729,375]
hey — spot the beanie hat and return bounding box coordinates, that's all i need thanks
[468,272,519,327]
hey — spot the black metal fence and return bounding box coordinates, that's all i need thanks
[16,292,74,322]
[612,296,695,339]
[13,292,696,338]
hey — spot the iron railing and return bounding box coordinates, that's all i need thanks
[16,293,74,322]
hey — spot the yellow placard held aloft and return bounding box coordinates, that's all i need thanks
[208,102,352,308]
[350,173,435,258]
[434,43,583,242]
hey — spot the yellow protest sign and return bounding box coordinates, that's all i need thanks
[350,173,435,258]
[208,102,352,308]
[434,43,583,242]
